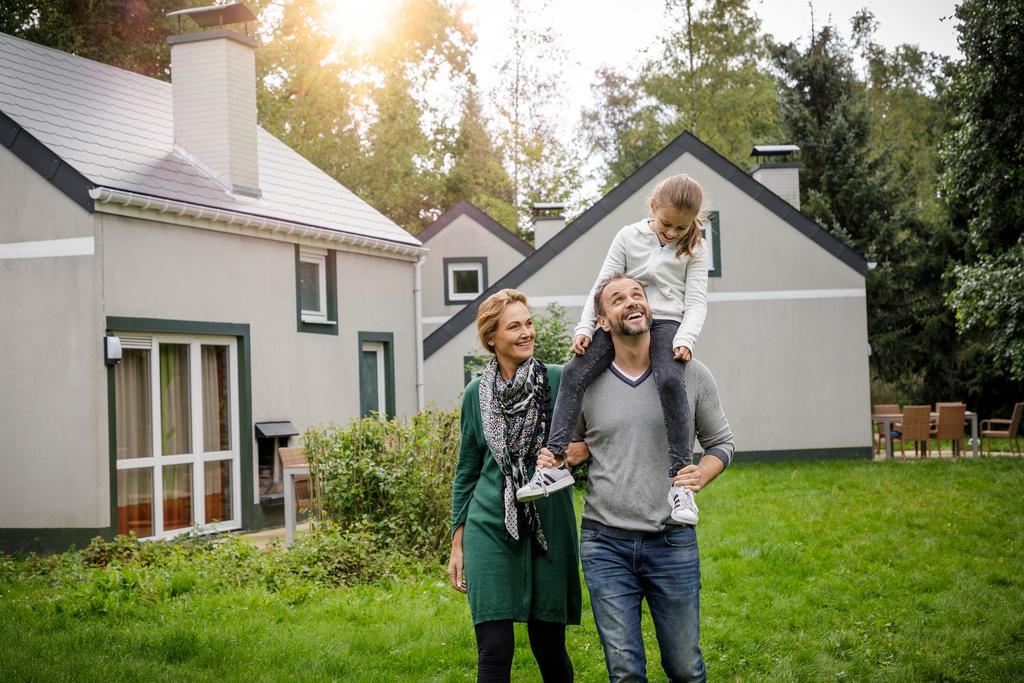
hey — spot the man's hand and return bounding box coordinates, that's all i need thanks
[673,345,692,361]
[673,456,725,492]
[447,526,466,593]
[572,334,591,355]
[564,440,591,467]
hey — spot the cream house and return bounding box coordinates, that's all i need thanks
[424,132,873,461]
[0,6,426,552]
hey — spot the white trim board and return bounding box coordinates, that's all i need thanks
[0,237,94,259]
[527,289,865,308]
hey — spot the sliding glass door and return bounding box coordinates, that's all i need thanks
[114,334,240,539]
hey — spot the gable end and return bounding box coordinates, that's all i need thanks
[423,131,868,360]
[1,110,94,213]
[420,200,533,257]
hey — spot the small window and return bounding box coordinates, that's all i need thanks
[358,332,395,418]
[444,258,488,305]
[703,211,721,277]
[296,246,338,334]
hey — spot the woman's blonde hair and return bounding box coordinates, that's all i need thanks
[649,174,707,259]
[476,288,528,354]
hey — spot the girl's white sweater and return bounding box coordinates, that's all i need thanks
[573,219,709,352]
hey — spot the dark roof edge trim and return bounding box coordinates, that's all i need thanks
[423,131,867,359]
[420,199,533,257]
[0,109,94,213]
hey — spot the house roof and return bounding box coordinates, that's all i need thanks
[419,199,533,257]
[0,31,421,248]
[423,130,868,358]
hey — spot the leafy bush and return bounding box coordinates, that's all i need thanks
[303,408,460,564]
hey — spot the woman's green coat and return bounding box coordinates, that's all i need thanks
[451,364,582,626]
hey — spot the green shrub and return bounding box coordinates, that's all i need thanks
[304,408,460,563]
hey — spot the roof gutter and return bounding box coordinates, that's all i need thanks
[88,187,428,260]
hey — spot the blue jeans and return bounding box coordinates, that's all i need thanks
[547,321,692,476]
[580,524,705,682]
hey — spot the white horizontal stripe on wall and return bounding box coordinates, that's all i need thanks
[423,315,453,325]
[528,289,865,308]
[0,237,95,259]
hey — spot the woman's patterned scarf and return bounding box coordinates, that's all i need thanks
[478,356,551,551]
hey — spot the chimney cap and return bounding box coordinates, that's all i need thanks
[751,144,800,157]
[167,3,257,29]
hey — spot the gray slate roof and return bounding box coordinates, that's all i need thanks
[0,32,420,247]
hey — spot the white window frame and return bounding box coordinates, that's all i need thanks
[299,248,328,323]
[446,261,485,302]
[114,333,242,541]
[362,341,387,415]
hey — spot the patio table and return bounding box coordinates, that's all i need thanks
[873,411,979,458]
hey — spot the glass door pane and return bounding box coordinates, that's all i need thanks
[117,469,153,537]
[201,345,231,452]
[204,460,233,523]
[163,464,193,531]
[115,349,151,460]
[160,344,191,455]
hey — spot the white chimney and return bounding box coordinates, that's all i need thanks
[751,144,800,210]
[167,4,260,197]
[532,202,566,249]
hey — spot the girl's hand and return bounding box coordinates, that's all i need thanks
[673,346,692,361]
[673,464,703,492]
[572,335,591,355]
[447,527,466,593]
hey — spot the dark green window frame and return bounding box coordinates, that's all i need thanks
[104,317,266,533]
[443,257,488,306]
[295,245,338,335]
[357,331,396,418]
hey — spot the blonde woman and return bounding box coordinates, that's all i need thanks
[447,288,582,682]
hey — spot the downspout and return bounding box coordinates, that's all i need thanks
[414,254,426,412]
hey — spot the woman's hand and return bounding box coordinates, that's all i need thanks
[572,334,591,355]
[536,447,562,469]
[673,345,692,361]
[447,526,466,593]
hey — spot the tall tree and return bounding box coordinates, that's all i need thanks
[941,0,1024,391]
[490,0,582,237]
[584,0,780,190]
[442,83,518,230]
[772,22,964,406]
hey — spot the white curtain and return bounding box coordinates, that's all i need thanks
[115,349,151,459]
[160,344,191,455]
[202,346,230,452]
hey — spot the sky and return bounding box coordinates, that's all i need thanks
[462,0,961,130]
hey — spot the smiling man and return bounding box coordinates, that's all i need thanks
[540,273,734,682]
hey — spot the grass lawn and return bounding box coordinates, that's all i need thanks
[2,458,1022,681]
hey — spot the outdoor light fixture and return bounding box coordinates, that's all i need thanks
[104,336,122,366]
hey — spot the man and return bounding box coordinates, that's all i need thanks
[539,273,734,682]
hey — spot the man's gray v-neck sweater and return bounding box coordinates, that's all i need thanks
[578,359,734,533]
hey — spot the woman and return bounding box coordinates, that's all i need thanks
[447,288,582,682]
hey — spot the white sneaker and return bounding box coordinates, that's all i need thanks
[516,466,575,502]
[669,486,699,525]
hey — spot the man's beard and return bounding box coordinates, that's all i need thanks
[611,307,652,336]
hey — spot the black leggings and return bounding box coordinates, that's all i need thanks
[474,619,573,682]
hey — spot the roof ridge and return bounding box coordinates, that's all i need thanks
[0,31,171,87]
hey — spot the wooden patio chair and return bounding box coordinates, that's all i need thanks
[873,404,900,455]
[930,403,966,457]
[894,405,931,458]
[981,402,1023,456]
